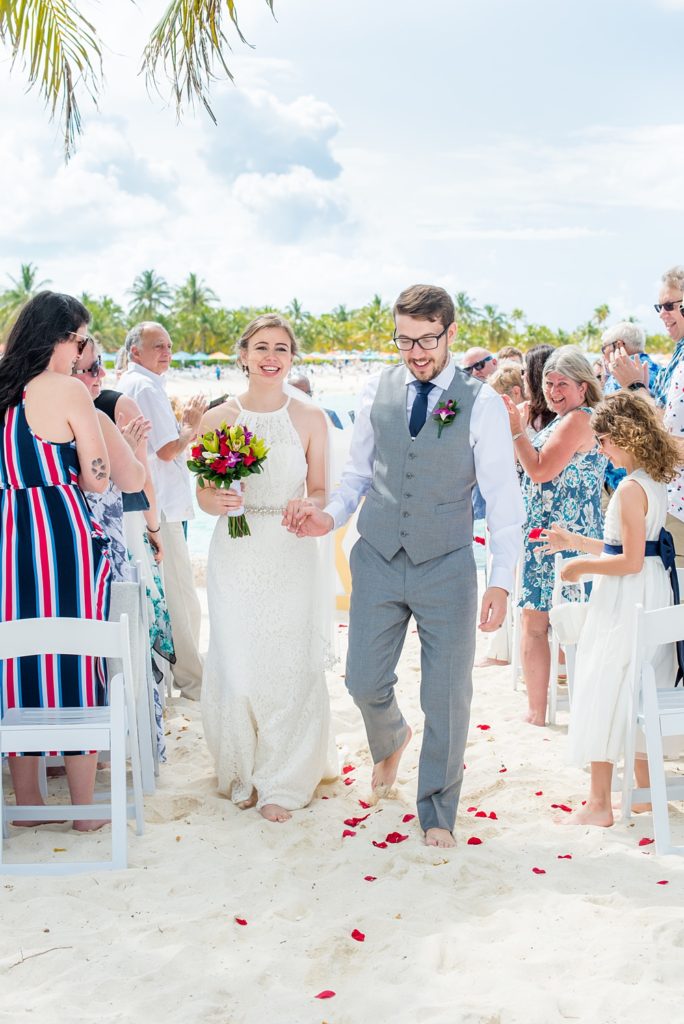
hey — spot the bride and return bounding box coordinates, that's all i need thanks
[198,314,338,822]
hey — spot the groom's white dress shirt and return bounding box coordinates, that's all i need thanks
[324,357,525,593]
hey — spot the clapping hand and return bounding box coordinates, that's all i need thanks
[182,394,208,432]
[608,345,649,389]
[118,413,151,452]
[501,394,523,437]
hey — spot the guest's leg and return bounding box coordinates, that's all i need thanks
[408,547,477,838]
[65,753,108,831]
[345,540,412,765]
[9,757,48,825]
[521,608,550,725]
[159,518,203,700]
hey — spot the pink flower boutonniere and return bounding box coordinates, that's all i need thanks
[432,398,459,438]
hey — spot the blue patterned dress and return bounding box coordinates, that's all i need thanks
[519,408,607,612]
[0,393,112,718]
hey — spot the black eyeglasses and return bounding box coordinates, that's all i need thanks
[654,301,684,313]
[64,331,92,355]
[463,356,493,375]
[73,356,102,378]
[392,326,448,351]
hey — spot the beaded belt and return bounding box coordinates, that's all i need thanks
[244,506,285,516]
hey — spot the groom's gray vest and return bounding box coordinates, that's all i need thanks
[357,363,481,565]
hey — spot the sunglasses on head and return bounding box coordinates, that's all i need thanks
[463,356,493,374]
[72,356,102,378]
[654,301,684,313]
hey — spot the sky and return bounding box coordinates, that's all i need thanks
[1,0,684,335]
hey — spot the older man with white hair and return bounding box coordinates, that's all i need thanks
[600,321,659,395]
[119,322,207,700]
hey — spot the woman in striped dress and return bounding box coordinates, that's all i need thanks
[0,292,113,830]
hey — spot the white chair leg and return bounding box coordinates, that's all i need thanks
[511,605,521,692]
[110,685,128,870]
[548,632,559,726]
[643,693,672,855]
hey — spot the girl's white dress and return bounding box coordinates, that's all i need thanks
[201,397,338,810]
[568,469,675,766]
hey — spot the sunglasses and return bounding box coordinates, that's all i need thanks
[463,356,493,374]
[64,331,92,355]
[654,301,684,313]
[73,356,102,378]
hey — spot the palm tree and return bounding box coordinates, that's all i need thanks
[454,291,482,327]
[79,292,126,351]
[173,272,218,314]
[0,1,275,158]
[482,304,511,348]
[285,298,310,329]
[0,262,51,329]
[128,269,172,322]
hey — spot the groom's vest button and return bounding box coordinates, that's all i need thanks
[402,511,410,518]
[406,472,414,478]
[400,530,408,537]
[408,452,416,459]
[404,493,412,498]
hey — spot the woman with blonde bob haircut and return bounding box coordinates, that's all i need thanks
[502,346,608,725]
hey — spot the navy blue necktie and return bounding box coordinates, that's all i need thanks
[409,380,435,437]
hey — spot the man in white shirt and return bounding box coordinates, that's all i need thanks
[289,285,524,848]
[119,323,206,700]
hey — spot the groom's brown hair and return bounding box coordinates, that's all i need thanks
[393,285,455,329]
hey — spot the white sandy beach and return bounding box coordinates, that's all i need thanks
[2,368,684,1023]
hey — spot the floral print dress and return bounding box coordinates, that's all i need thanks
[519,408,607,612]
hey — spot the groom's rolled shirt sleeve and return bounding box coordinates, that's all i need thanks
[470,386,525,593]
[324,376,379,529]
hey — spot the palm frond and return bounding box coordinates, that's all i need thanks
[0,0,102,158]
[142,0,275,123]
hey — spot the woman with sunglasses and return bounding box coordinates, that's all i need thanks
[0,291,114,829]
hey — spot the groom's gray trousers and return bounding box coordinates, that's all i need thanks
[345,536,477,833]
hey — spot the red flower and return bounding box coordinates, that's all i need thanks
[402,814,415,823]
[351,929,365,942]
[532,867,546,874]
[638,838,654,847]
[467,837,482,845]
[372,841,387,849]
[234,917,247,926]
[342,829,356,838]
[212,457,229,476]
[315,991,335,999]
[219,438,230,456]
[344,815,369,827]
[364,875,377,882]
[242,451,256,466]
[342,764,355,774]
[191,445,203,459]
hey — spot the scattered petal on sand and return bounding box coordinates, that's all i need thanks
[344,815,370,827]
[372,841,388,849]
[476,724,491,731]
[234,917,248,926]
[351,928,365,942]
[638,838,654,847]
[557,855,572,860]
[475,811,487,818]
[535,791,543,796]
[315,990,336,999]
[467,806,478,813]
[467,837,483,846]
[359,800,371,809]
[489,811,498,820]
[498,768,508,773]
[321,796,329,800]
[657,880,669,885]
[402,814,416,823]
[342,829,356,838]
[363,875,377,882]
[344,778,355,786]
[385,832,408,844]
[551,804,573,813]
[342,765,355,774]
[532,867,546,875]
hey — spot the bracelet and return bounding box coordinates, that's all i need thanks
[627,381,648,393]
[512,432,523,441]
[147,525,161,534]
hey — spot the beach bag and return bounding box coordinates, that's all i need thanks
[549,602,589,646]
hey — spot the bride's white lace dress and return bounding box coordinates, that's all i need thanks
[201,397,338,809]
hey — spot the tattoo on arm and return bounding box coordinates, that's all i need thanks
[91,457,107,481]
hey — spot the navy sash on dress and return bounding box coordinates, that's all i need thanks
[603,527,683,685]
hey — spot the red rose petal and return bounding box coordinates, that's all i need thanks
[498,767,507,773]
[402,814,415,823]
[315,991,336,1000]
[532,867,546,874]
[351,928,365,942]
[234,917,248,926]
[528,528,543,540]
[557,854,572,860]
[363,875,377,881]
[372,841,388,849]
[344,778,355,786]
[467,837,482,845]
[342,829,356,838]
[657,880,669,885]
[342,764,355,774]
[321,796,329,800]
[344,814,370,827]
[551,804,573,813]
[535,791,543,796]
[385,832,409,844]
[358,800,371,809]
[489,811,498,820]
[474,535,486,546]
[474,810,487,818]
[638,838,654,847]
[467,806,478,813]
[476,724,491,731]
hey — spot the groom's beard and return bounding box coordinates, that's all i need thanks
[407,347,450,382]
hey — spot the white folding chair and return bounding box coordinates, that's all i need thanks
[622,603,684,855]
[547,553,586,725]
[510,546,524,692]
[0,615,144,874]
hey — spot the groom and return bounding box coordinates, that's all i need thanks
[288,285,524,848]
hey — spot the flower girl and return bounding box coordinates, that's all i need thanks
[539,392,681,826]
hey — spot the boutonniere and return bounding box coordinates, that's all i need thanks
[432,398,459,438]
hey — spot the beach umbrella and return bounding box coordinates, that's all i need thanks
[100,352,117,364]
[191,352,210,361]
[209,352,232,361]
[172,350,193,363]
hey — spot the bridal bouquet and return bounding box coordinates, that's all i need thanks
[187,422,269,538]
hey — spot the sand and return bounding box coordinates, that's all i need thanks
[2,370,684,1023]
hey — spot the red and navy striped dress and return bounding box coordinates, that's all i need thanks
[0,391,112,715]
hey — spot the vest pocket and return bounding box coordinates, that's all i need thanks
[435,498,467,515]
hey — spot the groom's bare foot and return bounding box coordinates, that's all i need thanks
[425,828,456,849]
[260,803,292,823]
[371,727,413,799]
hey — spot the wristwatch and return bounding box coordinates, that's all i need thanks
[627,381,648,392]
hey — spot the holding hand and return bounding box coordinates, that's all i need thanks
[201,480,244,516]
[283,502,334,537]
[535,523,574,555]
[559,557,586,583]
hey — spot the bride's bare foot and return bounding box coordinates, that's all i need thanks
[523,709,546,727]
[73,818,110,832]
[371,727,413,799]
[474,656,509,668]
[425,828,456,849]
[259,803,292,823]
[567,803,613,827]
[237,790,258,810]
